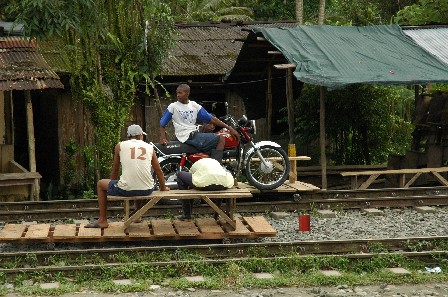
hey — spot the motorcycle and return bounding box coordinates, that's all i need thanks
[151,114,290,191]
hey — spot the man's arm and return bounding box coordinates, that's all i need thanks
[209,116,240,141]
[160,126,168,145]
[160,109,173,145]
[151,153,169,191]
[110,143,121,180]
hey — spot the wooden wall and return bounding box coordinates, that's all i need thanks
[56,91,95,185]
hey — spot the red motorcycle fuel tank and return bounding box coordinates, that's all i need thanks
[217,130,239,148]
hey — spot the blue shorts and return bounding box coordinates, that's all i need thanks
[107,180,154,197]
[185,132,220,153]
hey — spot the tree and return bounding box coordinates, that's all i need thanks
[296,0,304,24]
[166,0,253,22]
[8,0,175,180]
[394,0,448,25]
[318,0,326,24]
[290,84,414,165]
[326,0,418,26]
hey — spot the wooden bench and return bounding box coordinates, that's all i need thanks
[0,160,41,200]
[288,156,311,183]
[341,167,448,190]
[108,188,252,230]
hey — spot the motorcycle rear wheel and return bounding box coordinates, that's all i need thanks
[244,145,290,190]
[158,158,192,188]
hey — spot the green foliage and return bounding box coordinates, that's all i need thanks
[166,0,253,22]
[394,0,448,25]
[9,0,175,181]
[326,0,418,25]
[238,0,319,22]
[290,84,414,165]
[5,0,95,41]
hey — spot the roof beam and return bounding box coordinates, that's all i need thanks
[274,64,296,69]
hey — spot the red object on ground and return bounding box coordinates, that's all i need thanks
[298,214,311,232]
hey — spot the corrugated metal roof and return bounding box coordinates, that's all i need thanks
[161,22,298,76]
[0,37,63,91]
[403,27,448,65]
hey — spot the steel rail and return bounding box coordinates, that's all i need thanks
[1,236,447,263]
[1,186,448,222]
[0,249,445,280]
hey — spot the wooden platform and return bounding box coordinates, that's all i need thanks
[0,216,276,243]
[237,181,319,193]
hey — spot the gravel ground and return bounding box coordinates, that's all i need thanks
[261,206,448,242]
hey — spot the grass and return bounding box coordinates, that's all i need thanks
[1,252,448,296]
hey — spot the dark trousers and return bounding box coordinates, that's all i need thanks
[176,171,227,218]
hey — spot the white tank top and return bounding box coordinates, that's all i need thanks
[117,139,154,191]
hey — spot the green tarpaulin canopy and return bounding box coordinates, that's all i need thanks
[253,25,448,90]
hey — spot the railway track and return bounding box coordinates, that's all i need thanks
[1,186,448,222]
[0,236,446,280]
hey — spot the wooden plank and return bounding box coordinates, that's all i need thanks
[78,223,102,238]
[287,181,320,191]
[243,216,276,235]
[195,217,224,234]
[53,224,77,239]
[341,166,448,176]
[359,174,381,189]
[24,224,50,239]
[289,156,311,161]
[173,220,200,237]
[108,188,252,201]
[404,172,422,188]
[127,221,152,238]
[103,222,127,238]
[221,217,252,236]
[431,171,448,186]
[274,63,296,69]
[0,224,26,240]
[151,219,176,237]
[0,172,42,180]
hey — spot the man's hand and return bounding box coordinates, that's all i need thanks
[161,186,170,191]
[229,127,240,141]
[160,137,168,145]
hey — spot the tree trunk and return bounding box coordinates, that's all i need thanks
[296,0,303,24]
[318,0,326,24]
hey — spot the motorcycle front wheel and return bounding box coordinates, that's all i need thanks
[244,145,290,190]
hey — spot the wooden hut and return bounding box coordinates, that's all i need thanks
[0,36,63,201]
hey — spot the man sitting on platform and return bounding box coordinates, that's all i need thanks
[86,124,169,228]
[176,158,234,220]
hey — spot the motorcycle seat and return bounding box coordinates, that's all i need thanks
[154,141,200,155]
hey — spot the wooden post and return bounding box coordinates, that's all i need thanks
[267,67,272,139]
[320,86,327,190]
[286,68,295,144]
[274,63,296,144]
[25,90,39,200]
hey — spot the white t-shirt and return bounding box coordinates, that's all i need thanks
[190,158,234,188]
[166,101,202,142]
[117,139,154,191]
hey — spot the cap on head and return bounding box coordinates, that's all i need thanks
[127,124,147,137]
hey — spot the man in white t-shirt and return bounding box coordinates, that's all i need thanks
[176,158,234,219]
[159,84,239,163]
[86,124,169,228]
